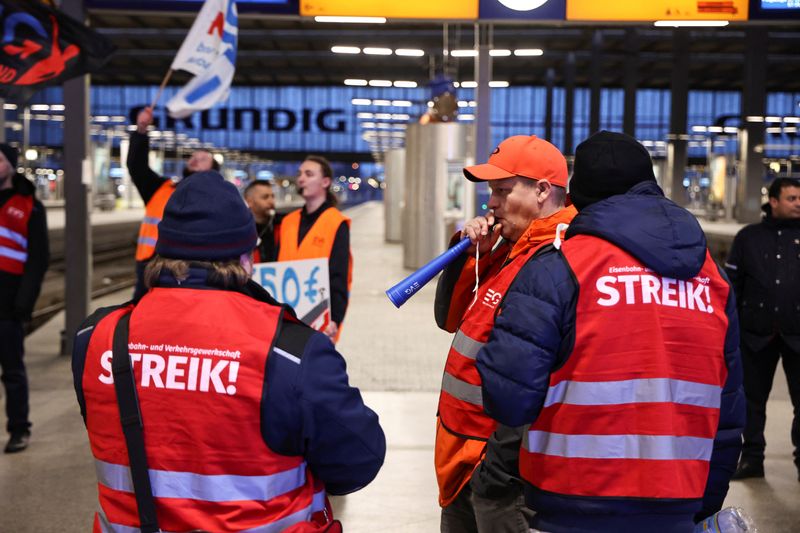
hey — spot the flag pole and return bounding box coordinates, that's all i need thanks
[150,69,174,109]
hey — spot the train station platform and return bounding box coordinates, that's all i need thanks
[1,201,798,532]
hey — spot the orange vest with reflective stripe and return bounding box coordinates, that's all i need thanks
[520,235,730,499]
[0,193,33,275]
[81,288,325,532]
[135,180,175,261]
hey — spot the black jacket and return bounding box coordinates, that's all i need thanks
[0,174,49,320]
[725,212,800,352]
[126,131,169,206]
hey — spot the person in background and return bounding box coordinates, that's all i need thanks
[0,143,49,453]
[476,131,744,532]
[72,171,385,532]
[126,106,219,301]
[434,135,575,532]
[244,179,282,263]
[279,155,351,343]
[726,177,800,481]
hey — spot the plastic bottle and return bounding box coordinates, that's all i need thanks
[694,507,757,533]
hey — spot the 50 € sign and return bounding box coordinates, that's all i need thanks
[252,258,331,332]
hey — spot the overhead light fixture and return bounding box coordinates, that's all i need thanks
[391,100,412,107]
[723,126,738,133]
[51,104,66,111]
[331,46,361,54]
[766,127,783,134]
[344,79,368,86]
[368,79,392,87]
[514,48,544,56]
[707,126,723,133]
[352,98,372,106]
[357,112,375,119]
[393,81,417,88]
[460,81,478,88]
[765,116,782,123]
[691,126,708,132]
[3,103,18,110]
[30,104,50,111]
[458,114,475,121]
[395,48,424,57]
[489,81,510,87]
[373,99,392,106]
[745,116,764,123]
[489,49,511,57]
[451,50,477,57]
[363,47,393,55]
[653,20,729,27]
[784,117,800,123]
[315,16,386,23]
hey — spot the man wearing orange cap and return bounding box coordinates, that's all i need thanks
[433,135,576,532]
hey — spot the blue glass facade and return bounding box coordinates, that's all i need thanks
[10,84,800,158]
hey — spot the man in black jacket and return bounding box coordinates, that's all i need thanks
[0,144,49,453]
[725,177,800,480]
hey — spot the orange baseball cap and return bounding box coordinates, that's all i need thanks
[463,135,568,188]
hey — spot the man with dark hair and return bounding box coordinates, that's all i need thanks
[244,180,282,263]
[726,176,800,481]
[0,143,49,453]
[72,171,385,532]
[476,131,744,532]
[127,106,221,300]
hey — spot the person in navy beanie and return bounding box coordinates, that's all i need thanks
[71,170,385,532]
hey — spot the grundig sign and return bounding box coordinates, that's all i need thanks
[128,106,347,133]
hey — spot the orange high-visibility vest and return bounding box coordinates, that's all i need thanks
[520,235,730,499]
[81,288,327,532]
[0,193,33,275]
[135,181,175,262]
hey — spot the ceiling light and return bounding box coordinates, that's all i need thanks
[490,49,511,57]
[723,126,739,133]
[30,104,50,111]
[357,112,375,119]
[707,126,723,133]
[392,114,410,120]
[344,79,368,86]
[331,46,361,54]
[368,80,392,87]
[364,47,392,55]
[352,98,372,106]
[765,116,782,123]
[395,48,424,57]
[489,81,509,88]
[451,50,477,57]
[393,81,417,88]
[691,126,708,132]
[361,122,377,128]
[458,114,475,121]
[514,49,544,56]
[391,100,413,107]
[766,127,783,134]
[50,104,65,111]
[745,116,764,123]
[653,20,729,27]
[373,99,392,106]
[315,16,386,23]
[3,103,18,110]
[784,117,800,123]
[460,81,478,88]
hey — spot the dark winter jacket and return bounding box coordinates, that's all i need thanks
[725,212,800,353]
[126,131,169,206]
[0,174,49,320]
[72,266,385,495]
[476,181,745,532]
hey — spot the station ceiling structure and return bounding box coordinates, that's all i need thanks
[88,10,800,92]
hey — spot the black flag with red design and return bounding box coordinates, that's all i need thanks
[0,0,115,101]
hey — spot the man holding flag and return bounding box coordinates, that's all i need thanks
[127,0,238,300]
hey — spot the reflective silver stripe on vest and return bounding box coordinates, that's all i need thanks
[136,236,158,247]
[543,378,722,409]
[141,216,161,226]
[526,430,713,461]
[95,459,307,502]
[0,245,27,263]
[0,226,27,247]
[97,489,327,533]
[441,372,483,406]
[451,329,485,360]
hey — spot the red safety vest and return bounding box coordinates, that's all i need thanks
[135,181,175,262]
[81,288,326,532]
[0,193,33,275]
[520,234,730,499]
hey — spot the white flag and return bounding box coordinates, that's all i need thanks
[166,0,237,119]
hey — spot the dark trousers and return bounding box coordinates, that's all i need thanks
[0,319,29,434]
[741,337,800,466]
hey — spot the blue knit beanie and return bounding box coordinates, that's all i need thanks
[155,171,257,261]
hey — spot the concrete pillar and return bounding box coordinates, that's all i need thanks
[589,31,603,135]
[564,52,576,155]
[545,68,555,143]
[738,27,768,223]
[623,30,639,137]
[667,30,689,205]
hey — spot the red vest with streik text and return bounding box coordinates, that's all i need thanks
[520,235,730,500]
[135,180,175,262]
[0,193,33,275]
[81,288,326,532]
[438,242,548,441]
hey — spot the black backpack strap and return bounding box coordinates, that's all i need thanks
[112,312,161,533]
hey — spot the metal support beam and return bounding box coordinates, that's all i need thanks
[738,27,768,223]
[62,0,91,355]
[667,30,689,205]
[589,31,603,135]
[474,24,492,167]
[623,30,639,137]
[545,68,555,143]
[564,52,576,155]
